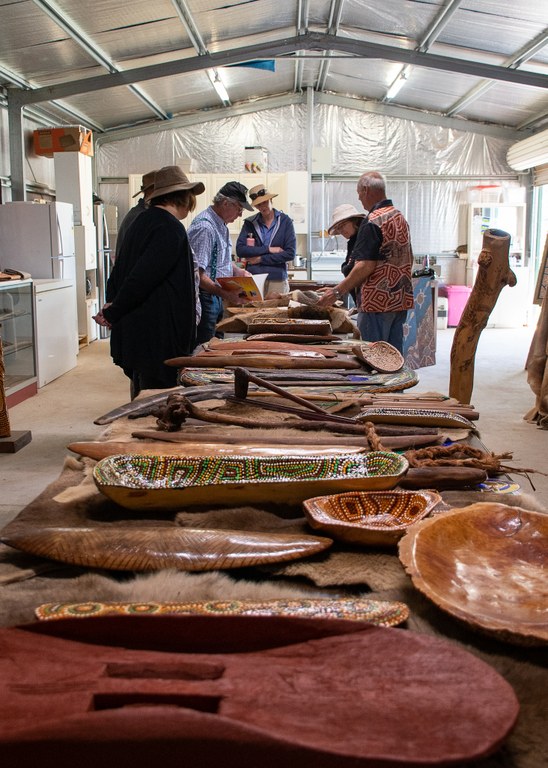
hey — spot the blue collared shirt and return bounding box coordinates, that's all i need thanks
[187,206,233,279]
[257,209,281,246]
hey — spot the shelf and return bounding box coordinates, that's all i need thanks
[0,309,30,322]
[1,338,33,356]
[0,280,36,405]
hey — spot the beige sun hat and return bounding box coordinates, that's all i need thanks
[148,165,205,201]
[328,203,366,235]
[249,184,278,207]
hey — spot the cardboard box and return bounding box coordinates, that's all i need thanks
[33,126,94,157]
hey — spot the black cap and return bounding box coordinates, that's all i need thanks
[218,180,254,211]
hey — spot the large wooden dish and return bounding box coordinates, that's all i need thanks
[398,502,548,645]
[93,452,409,511]
[303,490,441,546]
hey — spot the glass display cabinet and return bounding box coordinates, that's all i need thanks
[0,279,37,407]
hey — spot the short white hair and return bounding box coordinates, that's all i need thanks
[357,172,386,195]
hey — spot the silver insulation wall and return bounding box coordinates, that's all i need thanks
[18,101,523,255]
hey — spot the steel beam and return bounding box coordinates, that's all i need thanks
[9,32,547,109]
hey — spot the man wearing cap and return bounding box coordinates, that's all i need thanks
[318,171,414,354]
[114,170,156,261]
[188,181,254,345]
[235,184,296,297]
[96,166,205,398]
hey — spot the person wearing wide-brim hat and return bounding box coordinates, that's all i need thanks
[95,165,206,399]
[235,183,297,298]
[317,171,414,355]
[113,169,158,261]
[328,204,367,305]
[187,180,255,345]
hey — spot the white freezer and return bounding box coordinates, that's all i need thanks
[0,201,75,279]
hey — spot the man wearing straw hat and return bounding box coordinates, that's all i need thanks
[318,171,414,353]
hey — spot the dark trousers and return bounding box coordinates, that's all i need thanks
[196,291,224,346]
[123,365,179,400]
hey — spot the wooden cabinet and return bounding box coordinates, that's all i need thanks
[0,280,37,407]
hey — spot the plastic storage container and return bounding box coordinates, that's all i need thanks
[441,285,472,326]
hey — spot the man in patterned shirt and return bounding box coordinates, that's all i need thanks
[318,171,414,353]
[188,181,253,345]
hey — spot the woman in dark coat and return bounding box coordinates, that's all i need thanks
[95,166,205,398]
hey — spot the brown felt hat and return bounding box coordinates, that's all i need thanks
[132,170,156,198]
[148,165,205,201]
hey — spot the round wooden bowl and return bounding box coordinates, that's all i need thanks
[353,341,404,373]
[398,502,548,645]
[303,489,441,546]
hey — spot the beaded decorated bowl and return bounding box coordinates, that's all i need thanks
[93,452,409,511]
[303,489,441,546]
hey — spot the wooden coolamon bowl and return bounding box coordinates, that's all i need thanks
[398,502,548,645]
[303,490,442,546]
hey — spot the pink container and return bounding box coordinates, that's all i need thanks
[444,285,472,326]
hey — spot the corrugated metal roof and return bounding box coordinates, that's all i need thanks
[0,0,547,137]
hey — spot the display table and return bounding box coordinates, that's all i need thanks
[0,453,546,767]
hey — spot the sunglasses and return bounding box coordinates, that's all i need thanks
[249,188,267,201]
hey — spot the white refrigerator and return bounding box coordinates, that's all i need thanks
[0,201,76,281]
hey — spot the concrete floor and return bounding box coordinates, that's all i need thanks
[1,326,546,528]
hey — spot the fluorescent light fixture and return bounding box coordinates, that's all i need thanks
[385,68,410,101]
[208,69,230,105]
[385,74,406,101]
